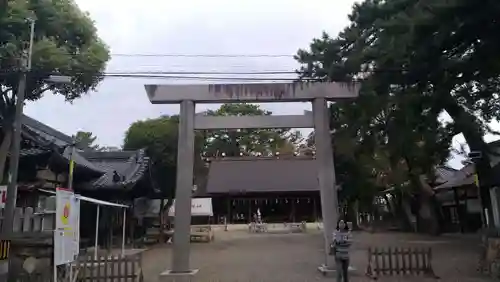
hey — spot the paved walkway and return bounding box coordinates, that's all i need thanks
[141,229,494,282]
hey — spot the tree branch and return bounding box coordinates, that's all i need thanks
[31,85,51,98]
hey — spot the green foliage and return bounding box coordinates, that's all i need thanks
[124,116,179,198]
[203,103,301,156]
[297,0,500,228]
[295,0,491,202]
[123,115,205,198]
[72,131,100,150]
[0,0,109,184]
[0,0,110,122]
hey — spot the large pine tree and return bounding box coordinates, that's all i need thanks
[297,0,500,232]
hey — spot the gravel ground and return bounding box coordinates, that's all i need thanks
[141,229,494,282]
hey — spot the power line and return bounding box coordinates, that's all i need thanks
[0,69,298,75]
[0,69,300,79]
[109,63,300,69]
[102,74,304,81]
[0,70,323,82]
[105,70,297,75]
[110,53,295,58]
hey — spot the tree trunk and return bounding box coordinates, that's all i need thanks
[410,175,441,234]
[403,154,441,234]
[419,175,445,235]
[0,128,13,185]
[440,93,494,225]
[394,192,415,231]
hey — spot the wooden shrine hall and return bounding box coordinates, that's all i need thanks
[204,156,321,223]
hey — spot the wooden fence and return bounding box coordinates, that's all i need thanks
[74,253,144,282]
[15,254,144,282]
[366,247,439,280]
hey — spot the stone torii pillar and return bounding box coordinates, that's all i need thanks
[144,82,359,281]
[171,100,196,274]
[312,97,339,274]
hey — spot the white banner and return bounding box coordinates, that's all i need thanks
[168,198,213,217]
[54,188,80,266]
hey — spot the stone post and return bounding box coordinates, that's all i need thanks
[160,100,198,281]
[313,98,339,274]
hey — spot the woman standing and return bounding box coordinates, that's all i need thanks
[331,219,352,282]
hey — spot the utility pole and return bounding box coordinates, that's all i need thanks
[0,18,35,280]
[67,144,76,190]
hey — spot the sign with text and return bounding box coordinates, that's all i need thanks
[168,198,213,217]
[54,188,80,265]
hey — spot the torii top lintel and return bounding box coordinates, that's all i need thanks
[144,82,359,104]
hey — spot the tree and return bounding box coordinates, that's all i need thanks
[123,115,206,200]
[297,39,452,232]
[0,0,110,182]
[72,131,100,150]
[203,103,300,157]
[296,0,500,231]
[124,116,179,199]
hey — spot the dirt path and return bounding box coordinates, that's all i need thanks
[141,230,493,282]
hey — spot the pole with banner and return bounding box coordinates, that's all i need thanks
[53,144,78,281]
[68,145,76,190]
[54,188,79,280]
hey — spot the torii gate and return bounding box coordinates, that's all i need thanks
[144,82,359,280]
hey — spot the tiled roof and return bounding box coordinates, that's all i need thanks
[17,118,106,175]
[80,149,149,190]
[14,115,150,190]
[434,164,475,190]
[206,157,319,194]
[17,148,50,157]
[21,115,73,147]
[61,147,108,174]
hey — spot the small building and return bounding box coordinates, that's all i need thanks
[16,115,107,206]
[15,115,153,202]
[204,156,321,223]
[11,115,154,246]
[431,139,500,232]
[433,165,481,232]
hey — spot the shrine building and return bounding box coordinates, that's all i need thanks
[203,155,321,223]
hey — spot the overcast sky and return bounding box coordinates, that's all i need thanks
[23,0,498,169]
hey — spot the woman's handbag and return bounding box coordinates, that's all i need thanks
[329,243,337,256]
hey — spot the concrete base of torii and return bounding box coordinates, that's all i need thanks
[160,269,199,282]
[317,264,356,277]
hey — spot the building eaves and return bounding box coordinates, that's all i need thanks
[21,115,73,147]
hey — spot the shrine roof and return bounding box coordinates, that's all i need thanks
[18,116,106,175]
[80,149,150,190]
[22,115,73,147]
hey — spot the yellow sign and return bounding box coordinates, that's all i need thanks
[0,240,10,260]
[474,173,480,187]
